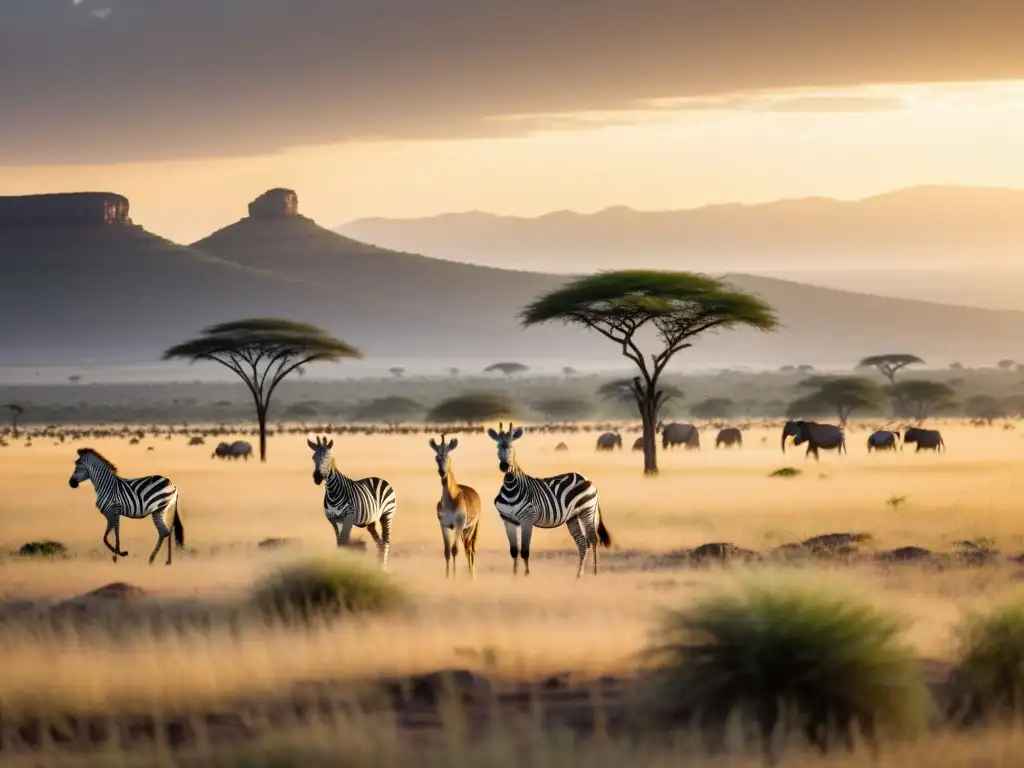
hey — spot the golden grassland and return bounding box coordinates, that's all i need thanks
[3,419,1024,764]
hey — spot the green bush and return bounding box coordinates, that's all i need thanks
[949,599,1024,724]
[17,540,68,557]
[252,556,408,624]
[639,582,931,762]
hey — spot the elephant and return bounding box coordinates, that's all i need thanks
[595,432,623,451]
[903,426,945,452]
[659,422,700,451]
[866,430,899,452]
[631,436,644,452]
[229,440,254,460]
[781,420,846,461]
[715,427,743,449]
[212,441,232,460]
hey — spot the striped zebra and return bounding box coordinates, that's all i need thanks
[68,447,184,565]
[487,422,612,578]
[307,436,397,568]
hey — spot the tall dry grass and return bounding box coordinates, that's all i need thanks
[2,420,1024,763]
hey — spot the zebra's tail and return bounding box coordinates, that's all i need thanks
[597,518,612,548]
[172,499,185,549]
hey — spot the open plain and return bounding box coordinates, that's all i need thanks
[2,420,1024,764]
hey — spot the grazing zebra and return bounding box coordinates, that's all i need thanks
[68,447,184,565]
[430,433,481,578]
[307,436,397,568]
[487,422,612,578]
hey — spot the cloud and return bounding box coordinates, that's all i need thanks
[2,0,1024,165]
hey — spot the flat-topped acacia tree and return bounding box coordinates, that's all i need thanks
[163,319,362,462]
[521,271,778,475]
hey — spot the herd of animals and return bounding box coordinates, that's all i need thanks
[55,416,949,576]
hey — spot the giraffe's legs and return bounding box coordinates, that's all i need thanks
[439,524,455,577]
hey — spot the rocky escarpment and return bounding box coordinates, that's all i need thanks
[247,188,300,219]
[0,192,131,229]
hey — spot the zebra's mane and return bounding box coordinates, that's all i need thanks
[77,447,118,473]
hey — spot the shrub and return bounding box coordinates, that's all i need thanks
[17,540,68,557]
[949,599,1024,724]
[252,556,408,624]
[769,467,801,478]
[639,581,931,762]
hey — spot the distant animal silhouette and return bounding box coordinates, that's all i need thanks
[715,427,743,449]
[903,426,945,452]
[781,420,846,460]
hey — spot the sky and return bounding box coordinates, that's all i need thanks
[3,0,1024,243]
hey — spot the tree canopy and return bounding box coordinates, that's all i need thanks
[427,392,518,425]
[521,270,778,474]
[691,397,737,420]
[856,354,924,384]
[532,396,593,422]
[888,380,956,424]
[163,318,361,461]
[788,376,885,426]
[484,362,530,377]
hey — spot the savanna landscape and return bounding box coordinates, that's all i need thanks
[6,1,1024,765]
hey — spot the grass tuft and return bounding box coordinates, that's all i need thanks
[16,540,68,557]
[639,580,932,762]
[251,556,409,625]
[949,598,1024,725]
[769,467,801,478]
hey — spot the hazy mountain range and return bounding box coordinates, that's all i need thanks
[337,185,1024,310]
[3,186,1024,380]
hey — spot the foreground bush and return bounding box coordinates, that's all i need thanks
[252,556,408,624]
[640,581,931,763]
[950,599,1024,724]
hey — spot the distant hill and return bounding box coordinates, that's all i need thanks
[336,186,1024,309]
[0,215,336,366]
[7,188,1024,374]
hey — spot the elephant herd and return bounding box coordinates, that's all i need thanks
[594,420,945,460]
[782,420,945,460]
[595,422,742,453]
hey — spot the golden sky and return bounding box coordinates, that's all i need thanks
[4,79,1024,243]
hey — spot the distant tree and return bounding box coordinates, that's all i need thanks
[448,367,461,377]
[949,362,964,370]
[691,397,737,420]
[483,361,530,377]
[350,396,423,425]
[998,359,1016,371]
[521,271,778,475]
[788,376,885,427]
[964,394,1006,423]
[796,364,815,373]
[888,380,956,424]
[597,378,683,407]
[778,365,797,373]
[562,366,579,377]
[163,319,361,462]
[5,403,24,437]
[856,354,924,385]
[68,375,82,384]
[389,366,405,378]
[427,392,518,425]
[532,397,593,422]
[284,402,319,419]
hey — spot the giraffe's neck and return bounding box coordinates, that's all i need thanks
[441,466,461,506]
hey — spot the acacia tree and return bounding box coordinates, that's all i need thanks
[888,380,956,424]
[163,319,361,462]
[856,354,924,385]
[484,362,530,378]
[521,271,778,475]
[788,376,885,427]
[5,403,24,437]
[691,397,737,420]
[427,392,518,426]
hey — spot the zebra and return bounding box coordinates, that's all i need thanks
[68,447,184,565]
[307,436,396,568]
[487,422,612,578]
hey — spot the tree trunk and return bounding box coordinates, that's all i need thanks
[640,396,659,475]
[256,405,268,463]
